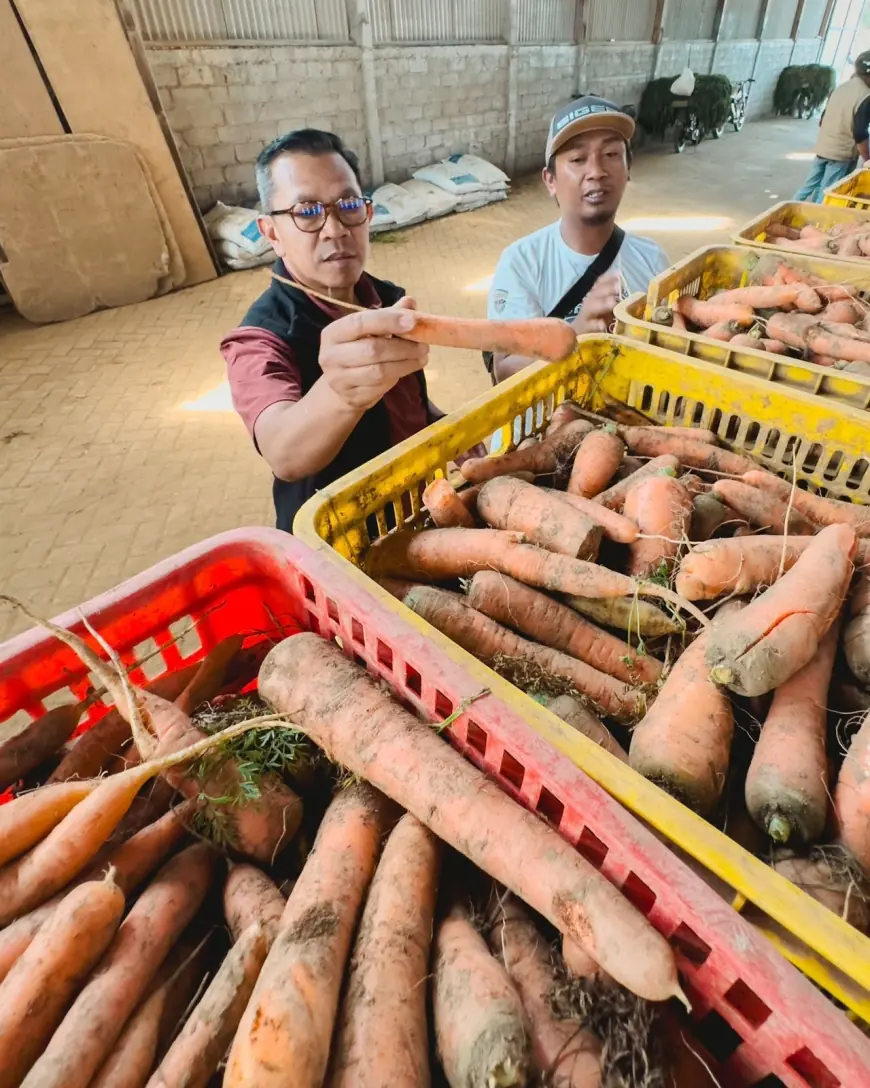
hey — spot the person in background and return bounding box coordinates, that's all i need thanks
[485,95,669,384]
[794,52,870,203]
[221,129,436,533]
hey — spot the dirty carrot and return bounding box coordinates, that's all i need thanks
[258,634,685,1002]
[674,296,754,328]
[703,320,740,342]
[623,473,693,578]
[224,863,286,943]
[477,476,604,559]
[619,428,756,475]
[763,312,819,350]
[568,427,625,498]
[745,622,838,846]
[807,327,870,364]
[224,783,397,1088]
[594,455,680,512]
[405,313,577,363]
[711,479,816,535]
[690,493,729,541]
[328,814,440,1088]
[423,478,477,529]
[835,711,870,873]
[538,694,628,762]
[405,587,644,723]
[460,421,595,484]
[743,469,870,535]
[565,594,682,636]
[675,536,814,600]
[175,635,244,715]
[466,572,662,685]
[0,702,85,792]
[0,779,98,869]
[0,871,125,1088]
[541,489,639,543]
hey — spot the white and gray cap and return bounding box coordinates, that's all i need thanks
[545,95,636,163]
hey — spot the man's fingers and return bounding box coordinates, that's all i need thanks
[331,336,428,369]
[394,296,418,311]
[327,306,418,343]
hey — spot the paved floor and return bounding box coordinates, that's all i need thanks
[0,118,817,641]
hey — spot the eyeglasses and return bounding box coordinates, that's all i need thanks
[268,196,373,233]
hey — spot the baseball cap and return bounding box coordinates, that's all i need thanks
[545,95,636,163]
[856,51,870,74]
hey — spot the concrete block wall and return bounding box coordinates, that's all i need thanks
[582,43,657,108]
[514,45,576,173]
[752,39,798,118]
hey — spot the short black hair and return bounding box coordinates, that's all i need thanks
[546,138,633,176]
[256,129,362,211]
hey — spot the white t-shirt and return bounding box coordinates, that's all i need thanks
[487,220,670,321]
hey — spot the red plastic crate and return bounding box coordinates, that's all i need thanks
[1,528,868,1087]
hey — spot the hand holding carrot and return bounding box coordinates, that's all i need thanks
[571,272,621,335]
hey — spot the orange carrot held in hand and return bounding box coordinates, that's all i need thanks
[538,693,627,762]
[460,420,595,484]
[406,587,645,723]
[405,313,577,363]
[675,536,814,600]
[745,622,838,846]
[568,426,625,498]
[541,488,639,543]
[258,634,684,1002]
[477,476,604,560]
[328,814,441,1088]
[623,473,693,578]
[711,479,816,535]
[674,296,754,329]
[594,455,680,512]
[834,710,870,873]
[466,572,662,685]
[434,896,531,1088]
[225,783,397,1088]
[619,428,756,475]
[423,478,477,529]
[743,469,870,535]
[706,523,856,697]
[0,871,126,1088]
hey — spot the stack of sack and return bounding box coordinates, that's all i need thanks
[411,153,509,213]
[203,202,274,271]
[369,183,430,233]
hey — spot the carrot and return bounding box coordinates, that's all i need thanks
[564,594,682,637]
[224,863,285,942]
[0,779,98,868]
[845,572,870,685]
[477,476,603,559]
[773,853,870,932]
[0,871,125,1088]
[375,575,419,600]
[174,635,244,716]
[690,493,729,541]
[766,223,801,240]
[671,307,687,331]
[745,622,838,845]
[546,401,585,435]
[674,296,754,328]
[623,474,693,578]
[258,633,684,1002]
[460,421,595,484]
[822,300,862,324]
[594,455,680,512]
[224,782,396,1088]
[742,469,870,535]
[712,285,811,309]
[110,778,177,841]
[811,353,839,367]
[729,333,765,348]
[328,814,440,1088]
[761,338,789,353]
[711,479,816,535]
[675,536,813,600]
[541,489,639,543]
[834,711,870,873]
[764,312,819,350]
[703,320,740,342]
[0,702,85,791]
[568,426,625,498]
[466,572,662,685]
[488,895,602,1088]
[423,478,477,529]
[405,313,577,363]
[146,922,271,1088]
[433,897,530,1088]
[619,428,756,475]
[807,326,870,363]
[406,587,644,723]
[538,694,627,762]
[706,523,856,697]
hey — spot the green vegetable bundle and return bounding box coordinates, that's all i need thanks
[639,74,732,138]
[774,64,836,115]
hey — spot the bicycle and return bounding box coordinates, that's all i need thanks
[712,78,755,138]
[672,98,701,154]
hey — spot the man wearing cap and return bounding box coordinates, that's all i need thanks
[485,95,669,384]
[794,53,870,203]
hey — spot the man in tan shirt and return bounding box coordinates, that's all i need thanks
[794,53,870,203]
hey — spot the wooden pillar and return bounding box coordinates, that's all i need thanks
[345,0,384,187]
[750,0,772,84]
[711,0,729,70]
[652,0,669,45]
[574,0,587,96]
[792,0,808,40]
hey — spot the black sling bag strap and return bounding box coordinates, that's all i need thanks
[483,226,626,384]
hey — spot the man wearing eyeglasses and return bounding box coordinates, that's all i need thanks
[221,129,432,532]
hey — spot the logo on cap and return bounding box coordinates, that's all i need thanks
[555,103,614,134]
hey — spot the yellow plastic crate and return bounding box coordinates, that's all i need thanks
[296,334,870,1019]
[615,243,870,409]
[824,166,870,209]
[736,199,870,261]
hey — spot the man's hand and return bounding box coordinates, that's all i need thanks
[319,297,429,412]
[570,272,621,336]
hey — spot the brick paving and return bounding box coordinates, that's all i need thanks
[0,118,814,641]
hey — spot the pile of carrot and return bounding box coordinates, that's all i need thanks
[0,595,719,1087]
[760,215,870,259]
[367,401,870,936]
[650,254,870,377]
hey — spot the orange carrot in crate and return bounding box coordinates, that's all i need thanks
[845,570,870,685]
[174,635,244,715]
[0,871,125,1088]
[834,711,870,873]
[807,327,870,364]
[0,779,98,868]
[703,320,740,342]
[690,493,730,541]
[673,296,754,328]
[711,479,816,535]
[434,897,530,1088]
[460,421,595,484]
[623,473,693,578]
[713,284,820,311]
[541,489,639,543]
[405,587,644,723]
[706,523,856,697]
[546,401,585,435]
[405,313,577,362]
[764,312,819,350]
[743,469,870,535]
[0,702,86,792]
[568,426,625,498]
[619,428,756,475]
[594,455,680,512]
[477,476,604,559]
[488,895,603,1088]
[822,300,862,324]
[466,572,662,685]
[20,843,216,1088]
[224,783,396,1088]
[258,633,685,1002]
[423,478,477,529]
[675,536,814,600]
[745,623,839,846]
[629,630,734,815]
[223,863,285,942]
[328,814,440,1088]
[538,694,628,762]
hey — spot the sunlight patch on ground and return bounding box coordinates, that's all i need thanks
[621,215,733,233]
[785,152,816,162]
[180,381,234,412]
[465,274,494,292]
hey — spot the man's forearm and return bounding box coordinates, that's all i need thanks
[493,353,535,383]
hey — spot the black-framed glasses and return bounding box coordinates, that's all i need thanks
[268,196,373,233]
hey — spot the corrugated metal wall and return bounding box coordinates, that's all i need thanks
[663,0,718,41]
[586,0,656,42]
[130,0,350,41]
[763,0,800,38]
[515,0,574,43]
[798,0,828,37]
[720,0,764,40]
[368,0,503,43]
